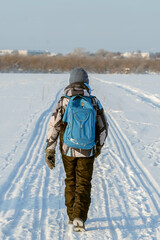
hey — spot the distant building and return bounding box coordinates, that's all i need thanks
[121,51,150,59]
[27,50,50,55]
[0,50,13,55]
[141,52,150,59]
[0,49,56,56]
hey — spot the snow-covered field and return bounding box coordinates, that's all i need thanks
[0,73,160,240]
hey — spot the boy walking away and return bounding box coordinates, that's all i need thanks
[45,68,109,232]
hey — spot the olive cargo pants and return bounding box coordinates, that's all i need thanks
[62,155,94,222]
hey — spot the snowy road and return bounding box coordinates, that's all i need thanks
[0,74,160,239]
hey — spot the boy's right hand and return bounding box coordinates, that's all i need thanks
[95,146,102,158]
[45,149,55,169]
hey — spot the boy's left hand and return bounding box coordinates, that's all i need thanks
[45,149,55,169]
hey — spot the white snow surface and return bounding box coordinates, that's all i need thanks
[0,73,160,240]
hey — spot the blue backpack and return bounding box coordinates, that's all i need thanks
[62,95,96,150]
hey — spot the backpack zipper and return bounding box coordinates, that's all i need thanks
[80,123,83,138]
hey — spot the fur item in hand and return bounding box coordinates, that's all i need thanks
[45,149,55,169]
[94,146,102,158]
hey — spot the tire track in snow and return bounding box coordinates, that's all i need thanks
[106,138,153,239]
[93,76,160,109]
[93,76,160,209]
[90,76,160,238]
[0,87,62,198]
[3,110,42,172]
[107,113,160,238]
[108,113,160,212]
[105,148,139,239]
[91,145,139,239]
[90,156,118,239]
[100,175,118,240]
[89,111,160,239]
[0,88,63,239]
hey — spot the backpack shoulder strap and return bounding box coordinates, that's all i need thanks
[89,94,96,99]
[62,95,72,122]
[89,95,96,104]
[62,95,71,99]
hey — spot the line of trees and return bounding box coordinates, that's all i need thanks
[0,49,160,73]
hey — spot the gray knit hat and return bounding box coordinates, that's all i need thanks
[69,68,89,84]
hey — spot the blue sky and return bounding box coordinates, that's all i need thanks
[0,0,159,53]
